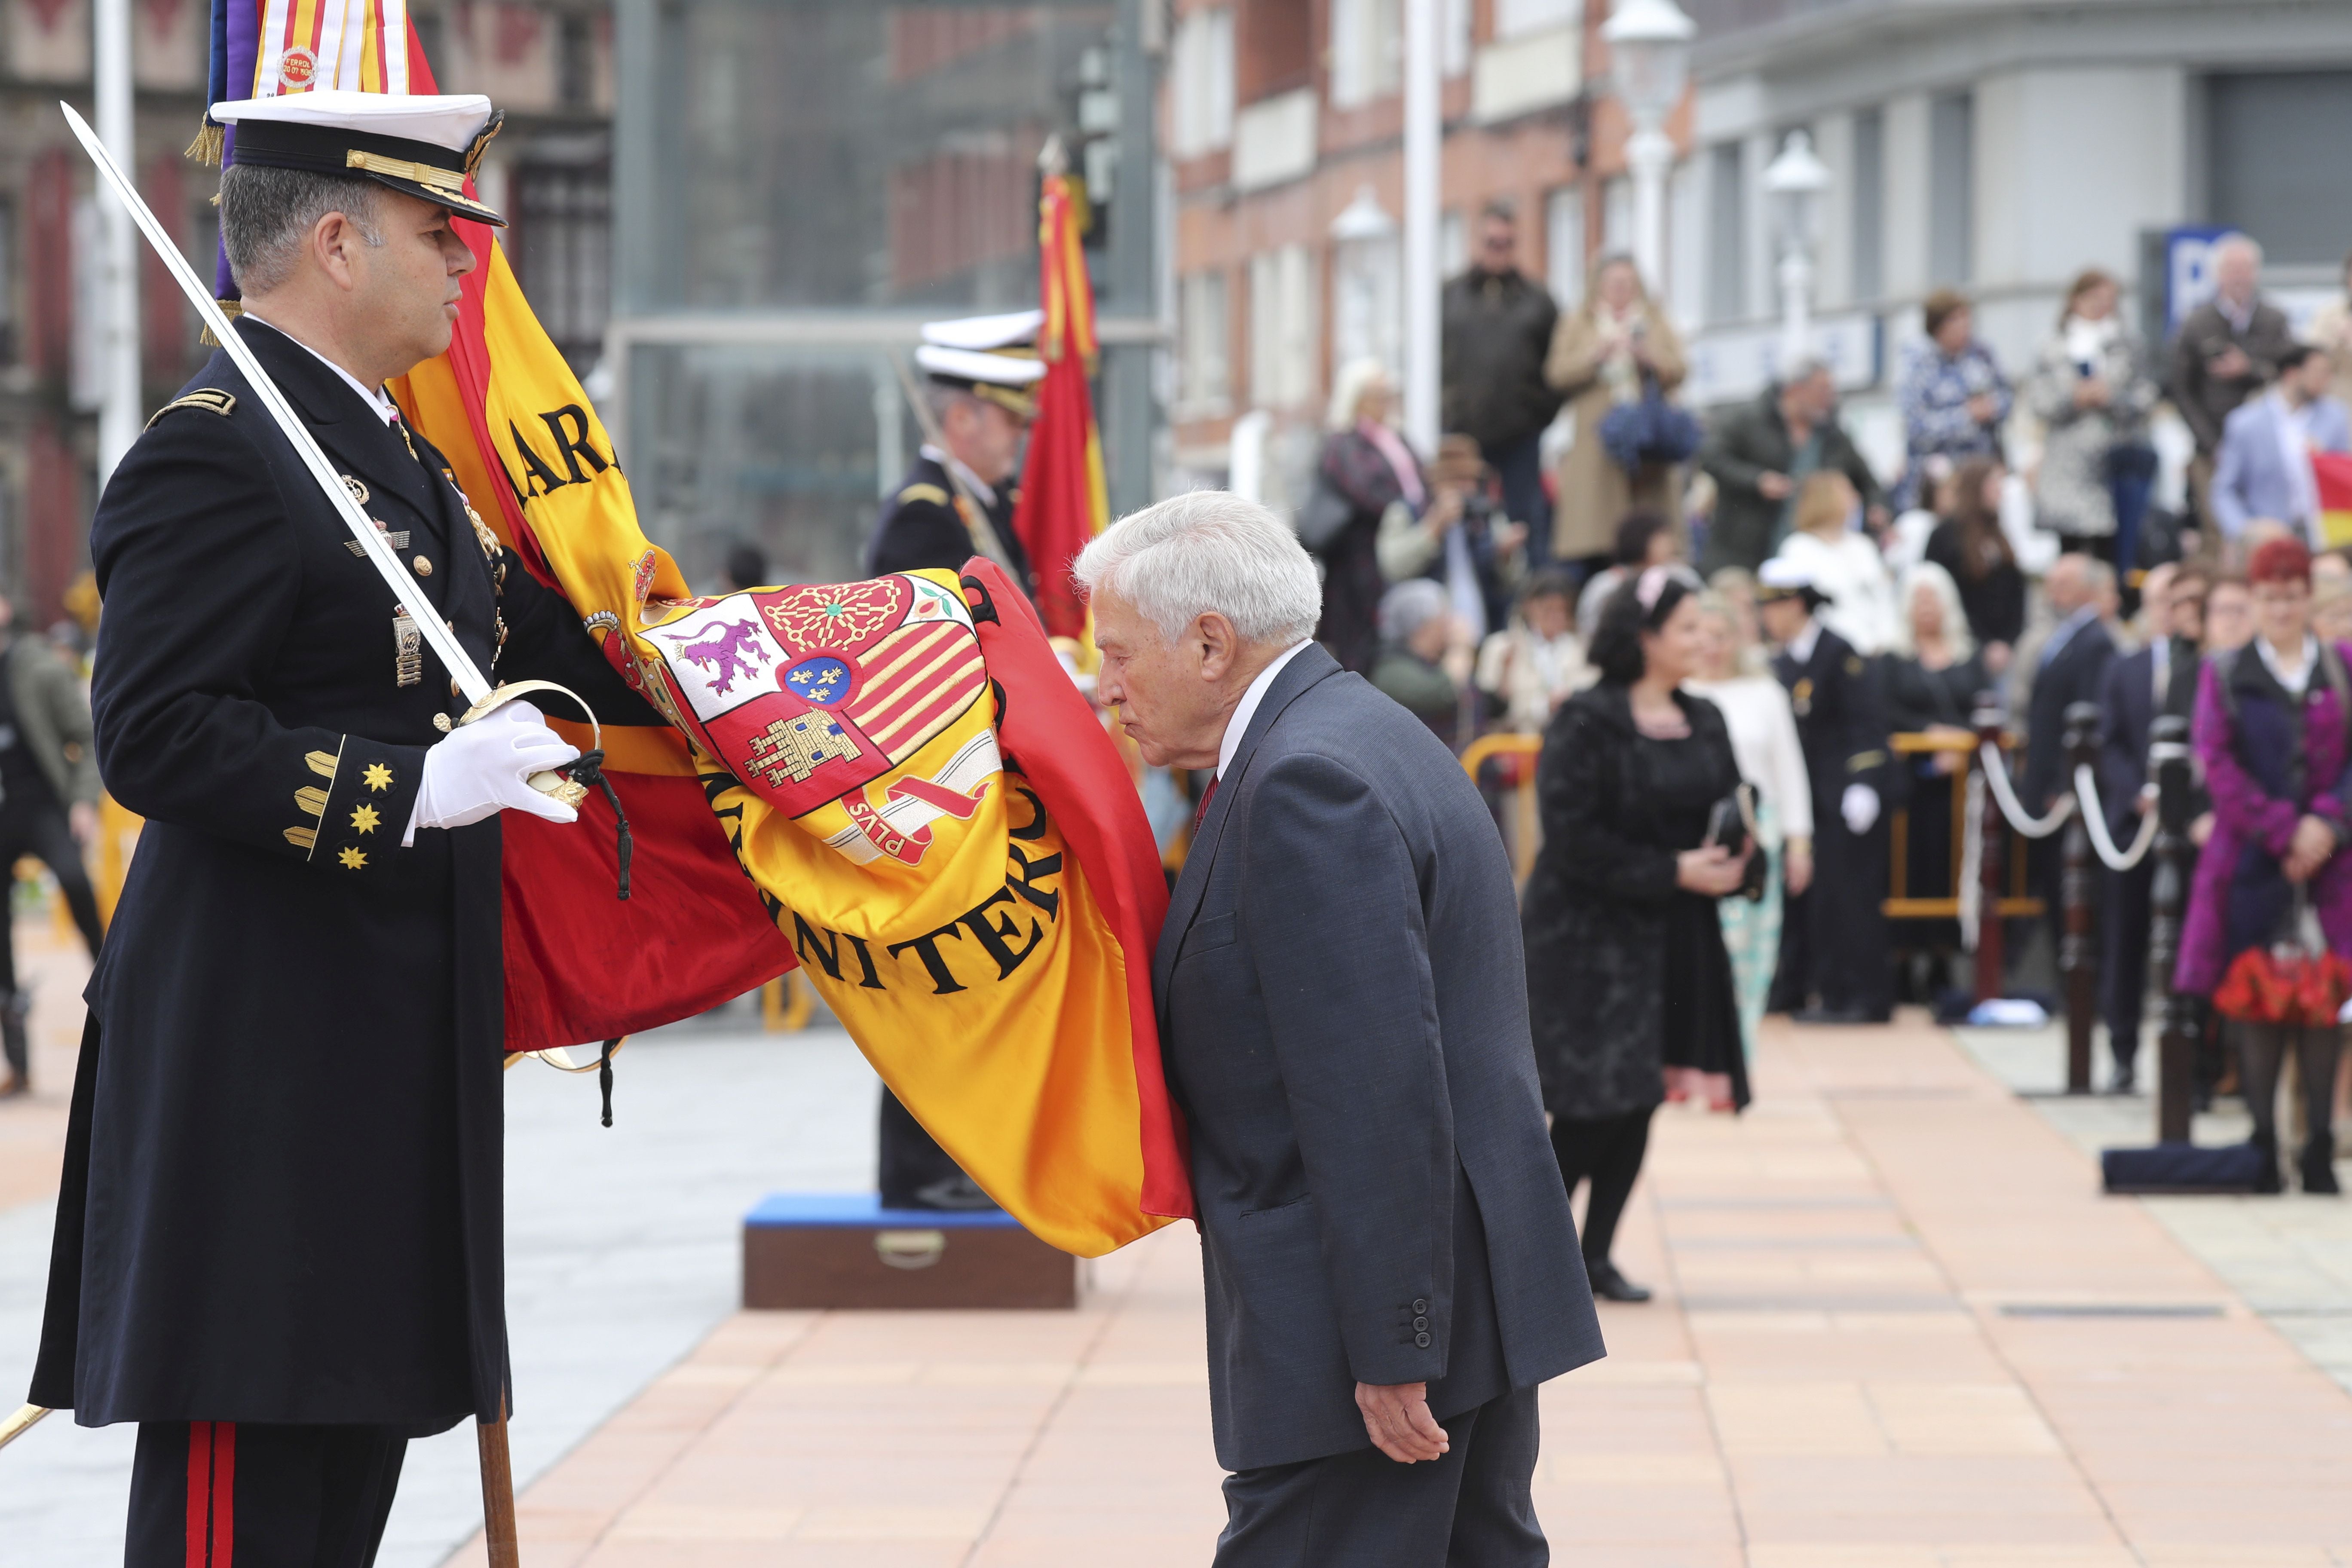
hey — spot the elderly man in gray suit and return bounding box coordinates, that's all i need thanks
[1075,492,1603,1566]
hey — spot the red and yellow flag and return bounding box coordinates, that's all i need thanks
[2315,451,2352,551]
[244,12,1190,1254]
[1007,166,1109,641]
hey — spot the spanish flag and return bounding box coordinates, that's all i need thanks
[2315,450,2352,551]
[1008,160,1110,641]
[199,0,1191,1255]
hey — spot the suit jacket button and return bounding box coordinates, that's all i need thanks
[414,555,433,576]
[1412,1298,1429,1314]
[1413,1315,1429,1332]
[1414,1331,1432,1348]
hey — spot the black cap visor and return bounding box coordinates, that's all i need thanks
[229,117,506,227]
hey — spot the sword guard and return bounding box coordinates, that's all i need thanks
[458,680,598,808]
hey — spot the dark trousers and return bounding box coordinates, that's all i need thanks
[1774,809,1893,1017]
[1549,1106,1652,1267]
[128,1421,406,1568]
[878,1087,965,1207]
[1488,432,1553,568]
[2101,858,2154,1074]
[1213,1384,1545,1568]
[0,801,102,1087]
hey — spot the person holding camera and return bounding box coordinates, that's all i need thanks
[1521,567,1752,1304]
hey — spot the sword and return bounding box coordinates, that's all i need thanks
[61,102,586,805]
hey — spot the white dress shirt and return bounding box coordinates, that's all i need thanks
[2255,633,2318,698]
[1217,640,1314,778]
[239,310,401,427]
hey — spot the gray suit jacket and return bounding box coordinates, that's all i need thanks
[1155,644,1602,1472]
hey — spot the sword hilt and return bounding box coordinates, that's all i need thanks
[457,680,599,808]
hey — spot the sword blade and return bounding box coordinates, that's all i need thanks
[61,101,493,707]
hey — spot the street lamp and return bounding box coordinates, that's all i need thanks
[1600,0,1694,300]
[1764,128,1830,370]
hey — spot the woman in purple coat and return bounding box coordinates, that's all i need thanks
[2176,537,2347,1194]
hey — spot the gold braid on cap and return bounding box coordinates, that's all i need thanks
[463,111,505,178]
[344,149,467,198]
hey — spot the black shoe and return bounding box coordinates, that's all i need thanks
[0,1074,25,1100]
[2301,1136,2340,1196]
[1794,1006,1877,1026]
[1587,1259,1652,1303]
[2107,1065,2138,1096]
[904,1174,1001,1212]
[2251,1134,2285,1195]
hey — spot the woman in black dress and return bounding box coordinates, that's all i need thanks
[1522,568,1752,1302]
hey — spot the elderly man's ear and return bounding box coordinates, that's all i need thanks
[1192,611,1243,681]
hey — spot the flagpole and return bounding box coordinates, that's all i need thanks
[92,0,141,483]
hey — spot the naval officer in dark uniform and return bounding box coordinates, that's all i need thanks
[1758,560,1897,1023]
[29,90,645,1563]
[865,315,1044,1210]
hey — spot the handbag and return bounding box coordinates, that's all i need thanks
[1598,376,1705,475]
[1295,472,1355,553]
[1703,782,1769,903]
[2211,885,2352,1026]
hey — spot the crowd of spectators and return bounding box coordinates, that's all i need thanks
[1293,223,2352,1202]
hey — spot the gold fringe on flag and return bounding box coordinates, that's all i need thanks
[186,120,223,166]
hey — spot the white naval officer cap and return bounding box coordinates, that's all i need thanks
[915,311,1047,420]
[1757,557,1832,606]
[211,89,507,227]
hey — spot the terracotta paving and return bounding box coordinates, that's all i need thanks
[429,1011,2352,1568]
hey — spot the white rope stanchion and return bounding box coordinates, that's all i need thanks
[2072,763,2161,873]
[1978,741,2076,839]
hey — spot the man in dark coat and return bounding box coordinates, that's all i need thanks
[2097,564,2204,1093]
[1698,361,1889,576]
[1439,200,1560,556]
[1080,491,1600,1568]
[2022,553,2120,986]
[862,317,1044,1211]
[2169,234,2297,532]
[867,319,1039,597]
[0,595,105,1097]
[30,91,642,1563]
[1759,561,1896,1022]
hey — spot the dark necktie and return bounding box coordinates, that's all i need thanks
[1193,774,1219,834]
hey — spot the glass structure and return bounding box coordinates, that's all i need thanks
[611,0,1162,588]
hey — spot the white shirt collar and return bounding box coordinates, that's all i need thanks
[2256,633,2319,698]
[1217,640,1314,778]
[920,443,998,508]
[1786,619,1822,666]
[239,309,400,427]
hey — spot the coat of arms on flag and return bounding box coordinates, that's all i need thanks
[642,574,995,863]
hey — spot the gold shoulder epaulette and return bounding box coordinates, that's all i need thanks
[144,389,236,429]
[897,482,951,508]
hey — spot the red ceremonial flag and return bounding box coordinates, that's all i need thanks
[1008,163,1110,640]
[2314,450,2352,551]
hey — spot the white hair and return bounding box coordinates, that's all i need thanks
[1890,560,1975,660]
[2215,232,2263,269]
[1072,489,1323,647]
[1379,577,1448,643]
[1327,355,1391,433]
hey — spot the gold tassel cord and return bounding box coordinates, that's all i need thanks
[198,297,244,349]
[185,120,223,167]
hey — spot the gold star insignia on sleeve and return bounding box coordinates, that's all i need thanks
[350,804,380,833]
[338,847,368,870]
[362,763,395,792]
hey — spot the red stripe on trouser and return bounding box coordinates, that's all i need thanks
[184,1421,237,1567]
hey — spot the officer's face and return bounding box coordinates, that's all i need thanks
[351,192,477,374]
[944,397,1026,487]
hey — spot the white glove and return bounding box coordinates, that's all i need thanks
[405,701,582,844]
[1841,783,1881,836]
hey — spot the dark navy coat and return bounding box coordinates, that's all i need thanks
[31,322,639,1430]
[1154,643,1602,1472]
[867,451,1032,595]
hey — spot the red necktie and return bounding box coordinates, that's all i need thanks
[1193,775,1219,833]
